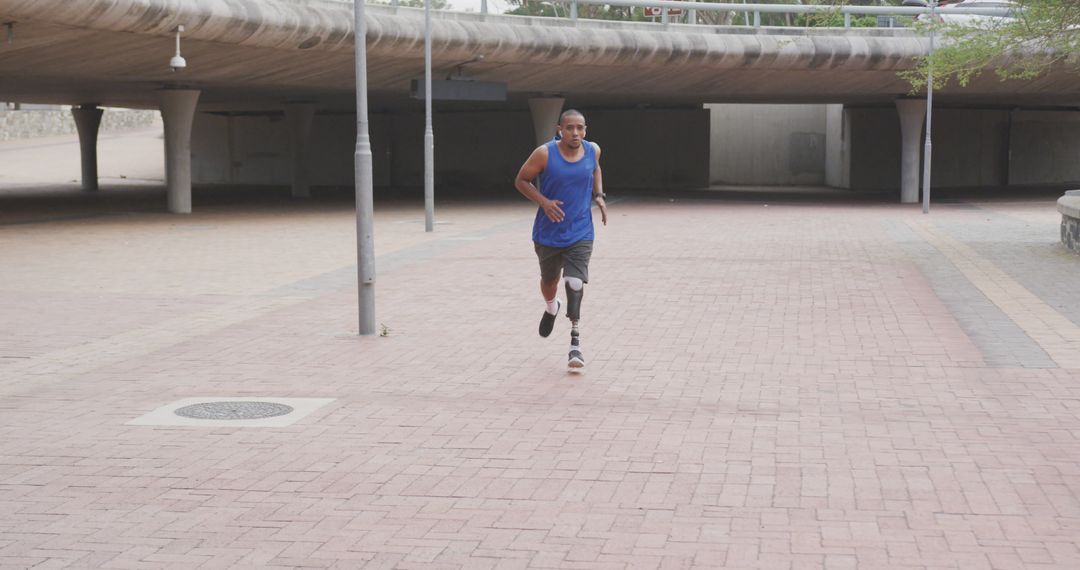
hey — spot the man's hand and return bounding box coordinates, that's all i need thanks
[542,198,565,223]
[595,197,607,226]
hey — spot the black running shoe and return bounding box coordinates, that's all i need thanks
[539,299,561,338]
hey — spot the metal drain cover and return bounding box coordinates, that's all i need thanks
[174,401,294,420]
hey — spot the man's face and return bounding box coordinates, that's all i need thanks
[557,115,586,148]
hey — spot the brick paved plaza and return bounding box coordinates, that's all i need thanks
[2,131,1080,569]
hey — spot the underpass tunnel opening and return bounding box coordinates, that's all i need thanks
[5,97,1080,217]
[187,100,713,201]
[708,102,1080,202]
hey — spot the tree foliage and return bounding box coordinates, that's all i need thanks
[504,1,651,21]
[902,0,1080,91]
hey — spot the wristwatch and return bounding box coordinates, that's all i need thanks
[594,193,607,201]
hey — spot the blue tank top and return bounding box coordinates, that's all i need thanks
[532,140,596,247]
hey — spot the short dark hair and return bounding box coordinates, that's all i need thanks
[559,109,585,125]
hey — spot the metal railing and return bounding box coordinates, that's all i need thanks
[462,0,1014,29]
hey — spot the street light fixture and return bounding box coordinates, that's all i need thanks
[903,0,938,214]
[354,0,377,335]
[540,1,563,17]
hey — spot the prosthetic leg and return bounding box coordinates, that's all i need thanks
[565,277,585,372]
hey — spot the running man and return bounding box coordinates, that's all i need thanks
[514,109,608,373]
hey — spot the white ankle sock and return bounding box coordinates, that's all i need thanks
[545,298,560,315]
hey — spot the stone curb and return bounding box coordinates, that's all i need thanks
[1060,190,1080,254]
[1059,190,1080,218]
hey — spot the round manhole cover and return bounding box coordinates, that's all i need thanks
[174,401,294,420]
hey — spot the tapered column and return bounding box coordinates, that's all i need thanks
[528,97,565,147]
[72,105,104,192]
[896,99,927,204]
[158,89,201,214]
[285,102,317,198]
[824,104,849,189]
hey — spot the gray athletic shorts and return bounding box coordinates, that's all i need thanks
[534,240,593,283]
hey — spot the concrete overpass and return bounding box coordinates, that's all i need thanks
[6,0,1080,108]
[2,0,1079,211]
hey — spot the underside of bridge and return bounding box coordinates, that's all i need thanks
[1,0,1078,211]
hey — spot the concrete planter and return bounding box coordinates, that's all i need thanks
[1060,190,1080,255]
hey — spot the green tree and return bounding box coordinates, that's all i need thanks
[792,0,906,28]
[751,0,903,27]
[901,0,1080,91]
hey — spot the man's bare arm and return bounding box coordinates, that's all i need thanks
[592,143,607,226]
[515,145,564,223]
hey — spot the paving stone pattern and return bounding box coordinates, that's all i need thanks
[885,219,1056,369]
[937,202,1080,329]
[2,188,1080,569]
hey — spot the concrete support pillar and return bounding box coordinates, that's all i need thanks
[285,102,317,198]
[158,89,201,214]
[896,99,927,204]
[824,104,849,189]
[72,104,104,192]
[528,97,565,147]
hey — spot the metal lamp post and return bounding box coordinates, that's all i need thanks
[922,0,937,215]
[904,0,937,214]
[354,0,376,335]
[424,0,435,232]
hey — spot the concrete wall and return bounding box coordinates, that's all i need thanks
[191,112,393,188]
[708,104,828,186]
[709,103,1079,191]
[191,113,287,186]
[0,107,160,141]
[588,109,709,190]
[848,106,1080,191]
[847,107,903,191]
[848,107,1011,190]
[825,104,849,188]
[190,108,710,192]
[1010,110,1080,185]
[188,104,1080,194]
[2,103,64,111]
[386,111,531,191]
[932,109,1010,188]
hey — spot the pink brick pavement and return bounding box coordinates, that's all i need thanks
[2,185,1080,569]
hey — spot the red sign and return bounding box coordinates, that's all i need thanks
[644,7,684,16]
